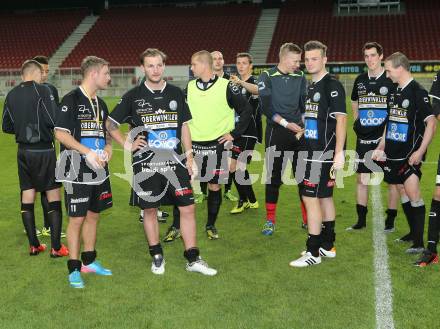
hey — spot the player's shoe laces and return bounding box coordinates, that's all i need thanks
[394,233,412,243]
[289,252,321,267]
[29,243,46,256]
[301,247,336,258]
[230,201,249,214]
[405,245,424,254]
[194,193,206,204]
[68,270,84,289]
[41,227,67,238]
[50,244,69,258]
[81,260,112,275]
[224,190,238,202]
[248,201,259,209]
[261,220,275,236]
[151,254,165,275]
[206,226,219,240]
[163,226,181,243]
[414,250,439,267]
[346,222,366,231]
[186,257,217,276]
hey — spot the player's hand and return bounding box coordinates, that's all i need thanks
[85,150,102,169]
[218,133,234,144]
[371,147,386,161]
[131,135,147,151]
[102,144,112,163]
[186,156,194,177]
[333,151,345,170]
[229,75,241,85]
[409,150,423,166]
[286,122,303,133]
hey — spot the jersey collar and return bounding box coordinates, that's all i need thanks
[144,81,167,94]
[368,68,385,80]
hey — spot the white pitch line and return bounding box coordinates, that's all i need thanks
[371,184,395,329]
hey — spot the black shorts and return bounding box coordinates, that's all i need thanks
[64,178,112,217]
[17,148,61,192]
[383,159,422,185]
[193,140,229,184]
[298,151,335,198]
[131,160,193,209]
[355,138,383,174]
[265,124,306,186]
[231,137,257,163]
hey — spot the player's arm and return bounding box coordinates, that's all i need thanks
[409,91,437,165]
[429,72,440,120]
[40,85,57,128]
[2,97,14,134]
[230,75,258,95]
[329,81,347,169]
[181,123,193,176]
[350,78,359,120]
[351,101,359,121]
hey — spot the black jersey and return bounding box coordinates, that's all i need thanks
[44,82,60,106]
[384,79,434,160]
[351,70,395,140]
[2,81,57,148]
[55,87,110,183]
[429,71,440,116]
[109,82,192,160]
[304,74,346,151]
[237,75,258,140]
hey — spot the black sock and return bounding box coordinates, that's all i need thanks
[81,250,97,265]
[321,220,336,250]
[306,234,321,257]
[67,259,82,274]
[225,174,233,193]
[200,182,208,195]
[244,170,257,203]
[148,244,163,258]
[184,247,200,263]
[21,203,39,247]
[356,204,368,226]
[233,171,247,202]
[427,199,440,253]
[385,208,397,226]
[207,189,222,227]
[172,205,180,229]
[401,200,414,238]
[47,201,62,250]
[41,192,50,229]
[411,201,425,248]
[265,184,280,204]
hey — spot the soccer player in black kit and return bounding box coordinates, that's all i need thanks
[414,69,440,266]
[106,48,217,276]
[228,52,259,214]
[346,42,401,232]
[55,56,114,288]
[32,55,66,238]
[2,60,67,257]
[373,52,436,257]
[290,41,347,267]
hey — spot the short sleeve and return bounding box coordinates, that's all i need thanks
[416,88,434,122]
[109,90,133,125]
[351,76,359,101]
[55,94,76,133]
[328,80,347,118]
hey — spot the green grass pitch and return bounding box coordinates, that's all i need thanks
[0,96,438,329]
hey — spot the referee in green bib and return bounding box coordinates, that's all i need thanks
[187,50,252,239]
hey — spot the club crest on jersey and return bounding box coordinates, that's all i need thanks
[313,92,321,102]
[402,99,410,108]
[379,87,388,95]
[169,100,177,111]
